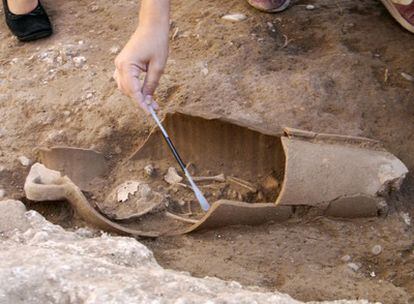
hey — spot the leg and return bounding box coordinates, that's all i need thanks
[7,0,38,14]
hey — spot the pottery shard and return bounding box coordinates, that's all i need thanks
[277,137,408,208]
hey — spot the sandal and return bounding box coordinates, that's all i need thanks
[381,0,414,33]
[2,0,52,41]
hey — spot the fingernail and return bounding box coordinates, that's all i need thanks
[144,95,153,106]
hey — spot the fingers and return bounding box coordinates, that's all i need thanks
[114,62,150,113]
[142,61,164,97]
[114,60,163,114]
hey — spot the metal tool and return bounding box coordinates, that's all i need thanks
[148,106,210,211]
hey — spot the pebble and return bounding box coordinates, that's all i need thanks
[347,262,360,272]
[18,156,31,167]
[114,146,122,154]
[222,13,247,22]
[370,271,376,277]
[401,72,414,82]
[110,46,120,55]
[306,4,316,10]
[341,255,351,262]
[0,128,6,138]
[73,56,87,68]
[0,189,5,199]
[371,245,382,256]
[90,5,99,12]
[144,164,155,177]
[400,212,411,226]
[46,130,66,142]
[201,67,209,76]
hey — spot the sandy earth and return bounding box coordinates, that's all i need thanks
[0,0,414,303]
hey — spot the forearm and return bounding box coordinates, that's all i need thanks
[138,0,170,30]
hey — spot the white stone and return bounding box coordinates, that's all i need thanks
[222,13,247,22]
[306,4,316,10]
[0,189,5,199]
[401,72,414,82]
[347,262,360,272]
[0,199,30,232]
[144,164,155,177]
[401,212,411,226]
[0,209,307,304]
[18,156,32,167]
[0,128,7,137]
[110,46,120,54]
[73,56,87,68]
[371,245,382,256]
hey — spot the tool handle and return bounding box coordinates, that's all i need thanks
[149,107,186,173]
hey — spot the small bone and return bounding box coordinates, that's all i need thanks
[176,182,190,189]
[227,176,256,192]
[193,173,225,182]
[164,167,183,185]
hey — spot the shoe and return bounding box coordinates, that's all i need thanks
[2,0,52,41]
[381,0,414,33]
[247,0,291,13]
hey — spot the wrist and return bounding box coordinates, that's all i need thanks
[138,0,170,29]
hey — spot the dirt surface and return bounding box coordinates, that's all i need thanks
[1,0,414,303]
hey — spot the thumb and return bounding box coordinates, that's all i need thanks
[142,62,164,96]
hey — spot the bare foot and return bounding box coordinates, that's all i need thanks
[7,0,38,15]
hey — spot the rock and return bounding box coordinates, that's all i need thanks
[114,146,122,154]
[46,130,66,142]
[222,13,247,22]
[306,4,316,10]
[144,164,155,177]
[0,199,30,232]
[0,128,7,138]
[371,245,382,256]
[18,155,32,167]
[341,255,351,262]
[401,72,414,82]
[400,212,411,226]
[0,210,303,304]
[347,262,360,272]
[0,189,5,199]
[164,167,183,185]
[89,4,99,12]
[201,67,209,76]
[73,56,86,68]
[110,45,120,54]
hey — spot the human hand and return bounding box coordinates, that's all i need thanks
[114,25,168,113]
